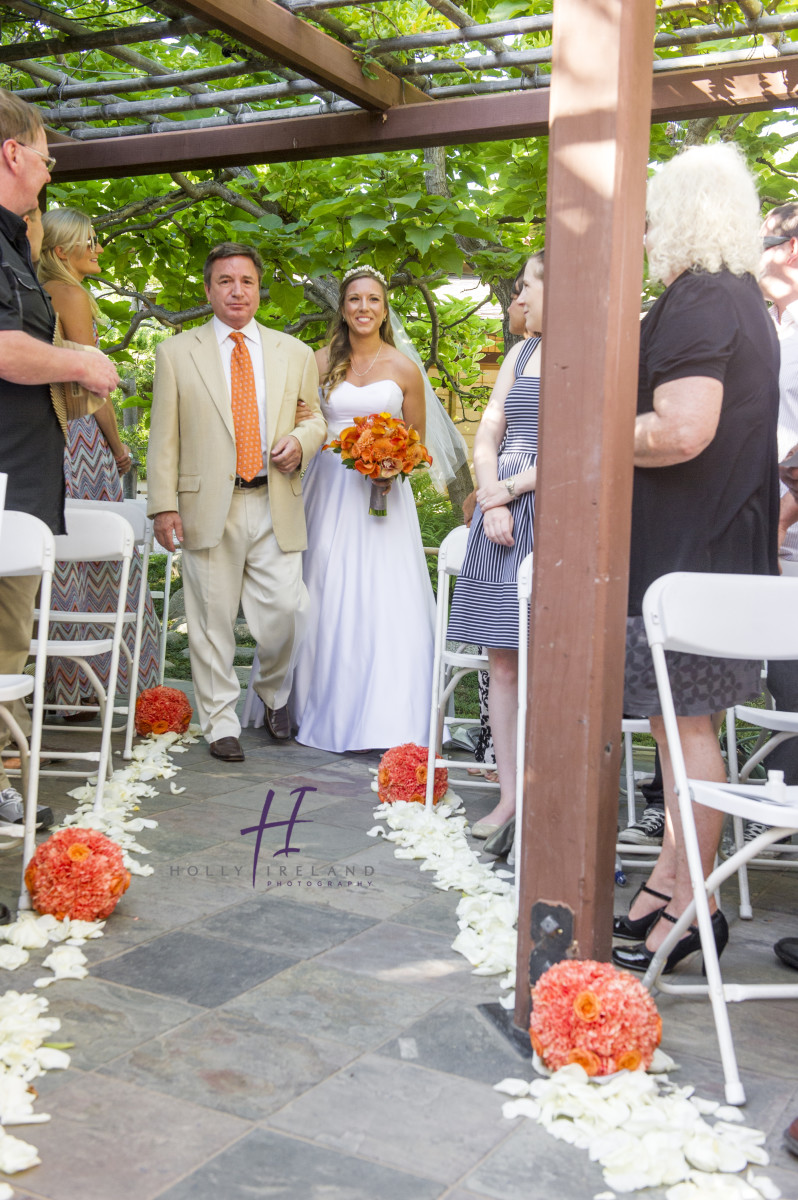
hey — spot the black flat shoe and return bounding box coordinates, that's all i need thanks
[612,908,729,975]
[612,882,672,941]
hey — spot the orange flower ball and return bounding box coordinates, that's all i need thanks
[377,743,448,805]
[529,959,662,1076]
[135,686,193,737]
[25,828,131,922]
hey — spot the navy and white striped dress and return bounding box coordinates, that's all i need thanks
[448,336,540,649]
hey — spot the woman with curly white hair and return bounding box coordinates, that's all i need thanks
[612,143,780,974]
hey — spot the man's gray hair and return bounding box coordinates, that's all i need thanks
[203,243,263,287]
[765,203,798,239]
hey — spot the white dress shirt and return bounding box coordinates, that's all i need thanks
[771,301,798,559]
[213,315,268,477]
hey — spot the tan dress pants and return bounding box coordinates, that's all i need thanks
[181,487,307,743]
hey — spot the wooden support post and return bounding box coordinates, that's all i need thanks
[514,0,656,1033]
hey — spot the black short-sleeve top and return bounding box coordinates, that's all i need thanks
[628,269,780,616]
[0,203,65,534]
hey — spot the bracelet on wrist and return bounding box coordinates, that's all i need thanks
[504,477,516,498]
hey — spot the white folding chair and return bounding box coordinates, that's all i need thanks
[37,499,150,760]
[0,511,56,908]
[28,507,133,813]
[425,526,500,806]
[640,571,798,1105]
[514,552,534,902]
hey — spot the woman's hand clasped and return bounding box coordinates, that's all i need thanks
[114,447,132,475]
[476,481,513,512]
[482,506,514,546]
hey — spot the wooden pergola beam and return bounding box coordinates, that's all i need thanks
[0,16,209,64]
[48,53,798,181]
[172,0,430,110]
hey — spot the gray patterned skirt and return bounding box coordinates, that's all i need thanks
[623,615,762,718]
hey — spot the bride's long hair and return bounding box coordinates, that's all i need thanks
[322,267,396,397]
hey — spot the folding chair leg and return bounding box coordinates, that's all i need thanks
[623,730,636,827]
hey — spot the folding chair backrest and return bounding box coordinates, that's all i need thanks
[517,552,533,603]
[437,525,470,577]
[56,508,134,565]
[65,497,149,547]
[643,572,798,662]
[0,510,56,578]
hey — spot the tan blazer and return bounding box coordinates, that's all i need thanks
[146,320,326,552]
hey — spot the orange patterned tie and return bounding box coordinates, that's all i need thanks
[229,331,262,481]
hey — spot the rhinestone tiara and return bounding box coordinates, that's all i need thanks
[342,264,388,288]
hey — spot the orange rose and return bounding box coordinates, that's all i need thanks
[566,1048,601,1076]
[354,460,379,477]
[530,1031,545,1058]
[573,990,601,1022]
[66,843,91,863]
[616,1050,642,1072]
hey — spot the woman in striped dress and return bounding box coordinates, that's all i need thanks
[448,251,543,837]
[37,208,160,714]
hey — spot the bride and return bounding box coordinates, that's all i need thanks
[243,265,436,752]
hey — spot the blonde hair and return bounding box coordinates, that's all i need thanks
[322,267,395,398]
[38,207,100,318]
[646,143,761,284]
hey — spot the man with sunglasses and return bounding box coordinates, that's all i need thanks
[0,88,120,860]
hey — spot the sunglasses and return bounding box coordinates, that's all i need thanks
[86,234,99,250]
[13,140,56,172]
[762,235,793,249]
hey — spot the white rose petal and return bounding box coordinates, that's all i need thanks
[0,947,29,972]
[493,1078,531,1097]
[0,1128,40,1173]
[501,1098,540,1120]
[746,1170,780,1199]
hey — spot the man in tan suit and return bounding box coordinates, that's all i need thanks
[147,243,326,761]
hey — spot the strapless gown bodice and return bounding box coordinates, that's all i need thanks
[321,378,405,438]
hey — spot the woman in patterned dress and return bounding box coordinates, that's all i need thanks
[37,208,160,714]
[447,252,544,837]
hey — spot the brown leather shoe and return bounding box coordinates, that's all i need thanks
[785,1116,798,1158]
[263,705,291,740]
[209,736,245,762]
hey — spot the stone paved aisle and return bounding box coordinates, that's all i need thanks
[0,720,796,1200]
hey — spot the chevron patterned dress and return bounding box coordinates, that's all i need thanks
[44,411,160,710]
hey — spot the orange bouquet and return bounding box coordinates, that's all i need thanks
[324,412,432,516]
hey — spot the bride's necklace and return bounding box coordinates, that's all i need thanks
[349,342,383,377]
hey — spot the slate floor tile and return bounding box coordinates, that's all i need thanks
[462,1120,609,1200]
[100,1007,357,1120]
[316,921,476,993]
[45,977,201,1069]
[657,990,798,1082]
[223,959,442,1049]
[376,1000,532,1084]
[194,893,375,955]
[392,889,464,936]
[15,1073,248,1200]
[266,1054,510,1184]
[91,929,297,1006]
[157,1127,445,1200]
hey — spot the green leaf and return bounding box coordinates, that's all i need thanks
[350,215,390,238]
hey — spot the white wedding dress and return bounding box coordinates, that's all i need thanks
[242,378,435,752]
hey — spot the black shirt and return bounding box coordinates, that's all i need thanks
[628,269,780,615]
[0,203,65,534]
